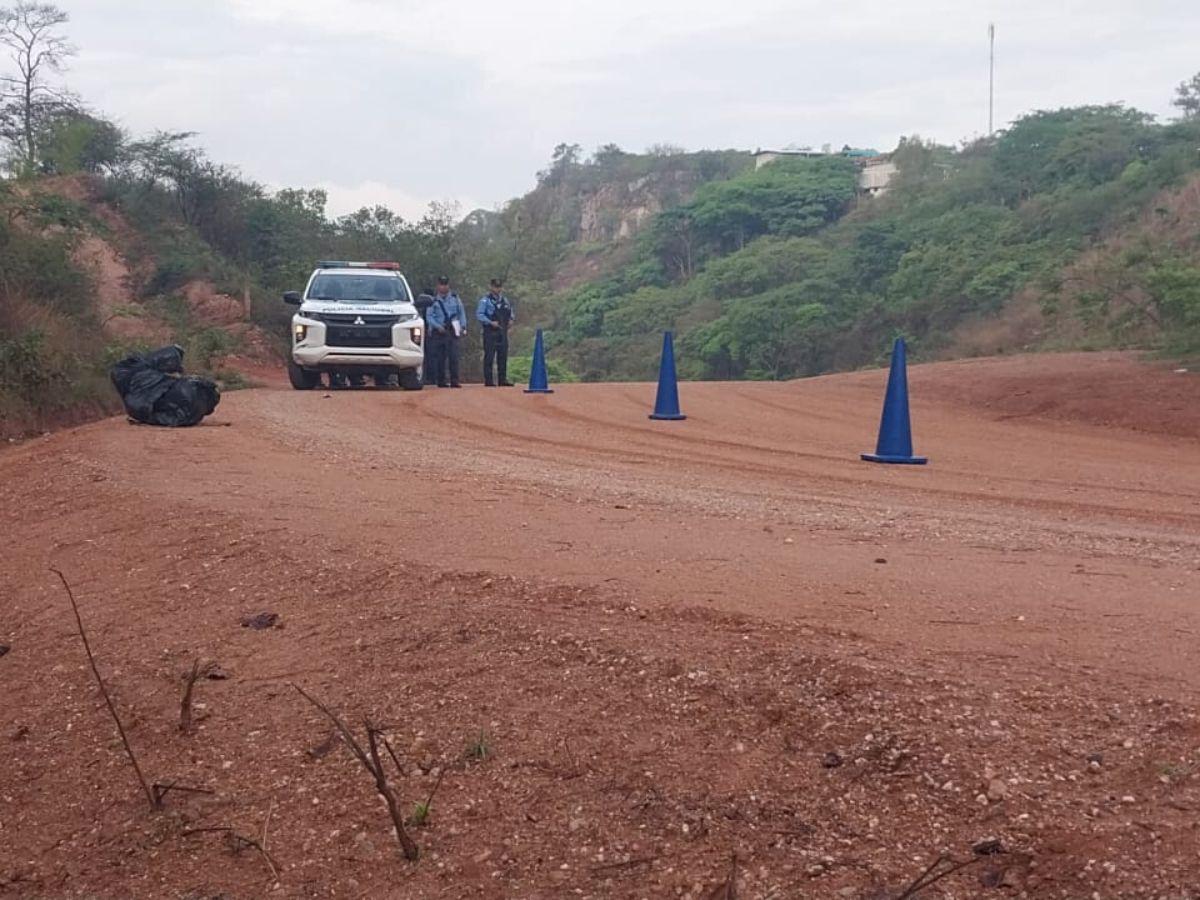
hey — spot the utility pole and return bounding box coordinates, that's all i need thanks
[988,22,996,136]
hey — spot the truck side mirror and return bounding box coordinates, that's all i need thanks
[415,293,434,311]
[283,291,302,305]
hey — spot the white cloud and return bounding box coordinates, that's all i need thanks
[318,180,477,220]
[57,0,1200,218]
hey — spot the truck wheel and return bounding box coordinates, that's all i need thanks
[288,360,320,390]
[400,367,423,391]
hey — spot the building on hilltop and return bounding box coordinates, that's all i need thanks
[858,156,897,196]
[752,145,896,196]
[752,147,828,169]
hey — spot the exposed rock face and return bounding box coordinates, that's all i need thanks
[577,171,699,244]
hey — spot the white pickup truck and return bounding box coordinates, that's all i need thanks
[283,261,426,390]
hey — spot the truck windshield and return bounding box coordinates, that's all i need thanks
[306,274,410,303]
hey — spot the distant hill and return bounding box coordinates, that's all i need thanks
[480,109,1200,382]
[5,94,1200,438]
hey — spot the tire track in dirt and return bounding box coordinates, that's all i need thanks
[405,391,1200,551]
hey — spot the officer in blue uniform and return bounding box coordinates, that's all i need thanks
[476,278,515,387]
[425,276,467,388]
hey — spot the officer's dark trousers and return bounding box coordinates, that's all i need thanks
[427,332,461,386]
[482,327,509,385]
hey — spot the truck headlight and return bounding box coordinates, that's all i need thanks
[294,323,307,342]
[411,327,422,346]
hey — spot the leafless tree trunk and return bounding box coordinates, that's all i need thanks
[0,2,75,171]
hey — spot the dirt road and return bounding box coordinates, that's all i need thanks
[2,352,1199,898]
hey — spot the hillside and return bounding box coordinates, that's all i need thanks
[0,124,474,437]
[4,49,1200,433]
[493,145,752,290]
[483,109,1200,382]
[0,174,282,439]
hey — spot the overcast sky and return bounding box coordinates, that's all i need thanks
[58,0,1199,219]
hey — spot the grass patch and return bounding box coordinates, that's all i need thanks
[465,730,491,762]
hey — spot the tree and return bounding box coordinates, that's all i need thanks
[537,142,582,187]
[1173,72,1200,119]
[36,108,122,174]
[591,143,626,169]
[119,131,264,258]
[0,2,75,173]
[889,135,955,194]
[991,106,1156,202]
[650,208,698,280]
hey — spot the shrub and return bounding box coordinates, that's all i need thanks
[185,327,238,370]
[505,353,579,385]
[0,330,56,405]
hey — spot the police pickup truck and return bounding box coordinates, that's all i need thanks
[283,261,426,390]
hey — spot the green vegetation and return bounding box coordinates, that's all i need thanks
[464,730,491,761]
[538,107,1200,380]
[408,800,432,827]
[505,352,579,386]
[2,1,1199,436]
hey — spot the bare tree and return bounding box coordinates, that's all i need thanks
[0,2,74,171]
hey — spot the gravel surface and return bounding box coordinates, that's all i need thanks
[1,352,1198,898]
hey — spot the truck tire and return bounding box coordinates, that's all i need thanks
[288,360,320,390]
[400,367,423,391]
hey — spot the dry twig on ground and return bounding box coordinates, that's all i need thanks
[292,683,419,861]
[705,852,738,900]
[52,567,158,812]
[152,781,214,806]
[894,852,986,899]
[182,825,280,881]
[180,658,201,734]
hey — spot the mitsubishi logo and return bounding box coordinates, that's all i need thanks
[353,316,365,326]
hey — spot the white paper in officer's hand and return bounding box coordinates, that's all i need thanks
[451,320,463,337]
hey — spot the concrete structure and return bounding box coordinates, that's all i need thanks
[754,146,897,195]
[858,157,897,196]
[753,148,826,169]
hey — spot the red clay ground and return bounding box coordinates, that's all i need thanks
[2,351,1199,899]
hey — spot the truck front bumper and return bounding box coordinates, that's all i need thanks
[292,322,424,371]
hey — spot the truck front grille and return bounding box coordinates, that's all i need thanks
[325,324,394,348]
[315,313,401,326]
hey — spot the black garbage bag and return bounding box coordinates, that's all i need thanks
[109,344,220,427]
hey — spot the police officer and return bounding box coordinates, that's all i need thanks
[477,278,515,387]
[426,277,467,388]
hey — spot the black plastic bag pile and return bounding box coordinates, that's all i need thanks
[109,345,220,427]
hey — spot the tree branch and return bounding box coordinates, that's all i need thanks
[183,825,279,881]
[291,685,419,861]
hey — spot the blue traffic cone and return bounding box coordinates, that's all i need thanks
[649,331,686,421]
[861,337,927,464]
[524,329,554,394]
